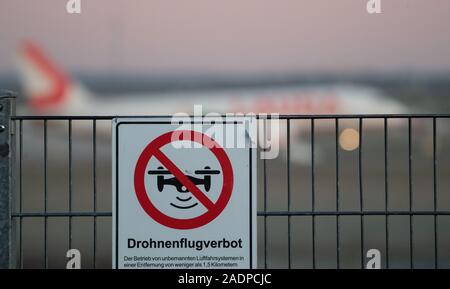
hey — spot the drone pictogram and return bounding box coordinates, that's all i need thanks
[147,165,220,209]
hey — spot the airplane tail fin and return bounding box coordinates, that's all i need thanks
[16,41,92,113]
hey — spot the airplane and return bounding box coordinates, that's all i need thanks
[16,42,408,117]
[15,42,415,164]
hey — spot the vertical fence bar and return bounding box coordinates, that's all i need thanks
[335,118,340,269]
[384,118,389,269]
[433,117,438,269]
[43,120,48,268]
[68,120,73,251]
[18,119,23,269]
[0,91,16,269]
[311,119,316,269]
[359,118,364,268]
[408,118,413,269]
[286,119,291,269]
[263,119,268,269]
[93,120,97,269]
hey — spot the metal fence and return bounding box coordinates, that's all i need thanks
[1,94,450,269]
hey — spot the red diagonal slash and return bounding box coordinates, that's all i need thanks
[153,149,215,211]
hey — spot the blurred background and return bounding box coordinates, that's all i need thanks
[1,0,450,268]
[1,0,450,111]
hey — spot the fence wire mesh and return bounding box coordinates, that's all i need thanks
[9,115,450,269]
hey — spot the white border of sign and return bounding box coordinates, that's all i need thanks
[112,116,257,269]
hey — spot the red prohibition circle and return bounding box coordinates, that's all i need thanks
[134,130,234,230]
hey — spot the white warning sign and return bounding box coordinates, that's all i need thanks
[112,116,257,269]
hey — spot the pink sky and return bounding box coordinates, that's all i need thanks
[1,0,450,75]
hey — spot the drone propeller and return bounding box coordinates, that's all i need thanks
[148,166,220,175]
[195,166,220,175]
[148,166,171,175]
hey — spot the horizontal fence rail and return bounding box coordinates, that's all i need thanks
[7,114,450,269]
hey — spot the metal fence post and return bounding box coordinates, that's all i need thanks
[0,90,16,269]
